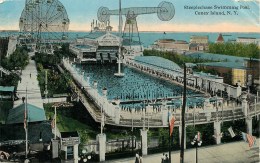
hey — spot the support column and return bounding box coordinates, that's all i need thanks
[63,146,68,160]
[242,94,248,117]
[246,117,252,135]
[73,144,79,163]
[51,139,59,159]
[114,106,121,124]
[227,87,230,100]
[97,134,106,162]
[140,129,148,156]
[214,121,221,144]
[162,108,168,126]
[86,76,90,87]
[178,126,186,149]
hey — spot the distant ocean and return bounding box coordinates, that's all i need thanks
[0,31,259,47]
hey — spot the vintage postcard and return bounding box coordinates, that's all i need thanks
[0,0,259,162]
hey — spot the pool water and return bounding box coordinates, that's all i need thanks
[74,63,204,109]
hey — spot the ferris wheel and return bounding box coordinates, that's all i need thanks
[19,0,70,40]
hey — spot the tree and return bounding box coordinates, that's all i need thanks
[78,129,90,144]
[208,43,259,59]
[0,73,20,86]
[1,47,29,70]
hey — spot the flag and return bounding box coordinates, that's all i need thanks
[228,127,236,138]
[197,132,201,141]
[24,107,27,130]
[169,113,175,136]
[246,134,256,148]
[241,132,247,142]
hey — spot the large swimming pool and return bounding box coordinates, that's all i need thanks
[74,63,205,109]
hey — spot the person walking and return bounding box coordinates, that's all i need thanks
[135,153,139,163]
[165,154,169,163]
[139,155,143,163]
[161,153,166,163]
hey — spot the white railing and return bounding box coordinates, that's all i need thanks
[0,66,11,75]
[62,58,260,128]
[63,58,117,119]
[126,59,242,99]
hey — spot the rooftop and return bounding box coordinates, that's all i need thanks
[216,33,224,42]
[194,71,223,79]
[134,56,181,71]
[0,86,15,92]
[0,121,52,144]
[198,62,247,69]
[75,44,93,49]
[85,31,106,39]
[190,35,208,38]
[158,39,175,43]
[6,103,46,124]
[186,52,255,62]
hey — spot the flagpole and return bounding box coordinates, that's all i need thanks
[180,64,187,163]
[168,109,171,163]
[25,86,28,159]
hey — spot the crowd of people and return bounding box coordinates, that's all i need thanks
[74,63,206,113]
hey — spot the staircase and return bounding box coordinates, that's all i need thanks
[0,66,11,75]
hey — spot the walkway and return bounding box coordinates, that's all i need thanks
[107,139,259,163]
[62,58,260,128]
[14,52,43,109]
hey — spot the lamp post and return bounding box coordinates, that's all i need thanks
[191,132,202,163]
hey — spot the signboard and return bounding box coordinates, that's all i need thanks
[98,34,120,46]
[61,137,80,146]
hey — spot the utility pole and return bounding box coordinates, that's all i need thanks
[180,64,187,163]
[114,0,124,77]
[25,87,28,159]
[131,110,134,155]
[44,70,48,99]
[54,106,57,139]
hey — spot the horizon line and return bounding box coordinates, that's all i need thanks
[0,29,259,34]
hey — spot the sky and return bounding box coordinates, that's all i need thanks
[0,0,259,32]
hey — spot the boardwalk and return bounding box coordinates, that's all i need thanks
[106,139,259,163]
[14,52,43,109]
